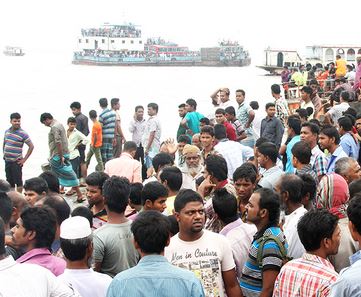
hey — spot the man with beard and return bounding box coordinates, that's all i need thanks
[165,189,242,297]
[180,144,203,190]
[85,172,110,230]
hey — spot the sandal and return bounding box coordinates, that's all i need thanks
[75,196,86,203]
[65,190,76,196]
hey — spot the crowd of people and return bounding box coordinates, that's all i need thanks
[81,25,141,38]
[2,74,361,296]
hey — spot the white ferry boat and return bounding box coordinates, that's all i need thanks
[3,46,25,56]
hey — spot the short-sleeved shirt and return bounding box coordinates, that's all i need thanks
[75,113,89,136]
[240,227,287,297]
[340,133,360,160]
[93,221,140,278]
[327,102,350,124]
[99,108,116,139]
[184,111,204,134]
[3,128,32,162]
[275,97,289,127]
[91,121,102,147]
[142,115,161,157]
[258,166,284,190]
[285,135,300,173]
[224,121,237,141]
[237,102,254,136]
[48,120,69,158]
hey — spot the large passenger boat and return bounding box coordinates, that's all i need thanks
[3,46,25,56]
[72,23,251,67]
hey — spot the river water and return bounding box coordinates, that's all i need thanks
[0,50,279,180]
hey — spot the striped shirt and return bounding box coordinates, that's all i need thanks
[240,227,287,297]
[273,253,338,297]
[311,146,328,178]
[3,128,32,162]
[99,108,116,139]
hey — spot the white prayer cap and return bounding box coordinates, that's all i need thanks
[60,216,91,240]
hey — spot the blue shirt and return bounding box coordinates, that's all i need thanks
[184,111,204,135]
[106,255,205,297]
[99,108,116,139]
[285,135,300,173]
[340,132,360,160]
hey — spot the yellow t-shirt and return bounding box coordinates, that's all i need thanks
[336,59,347,77]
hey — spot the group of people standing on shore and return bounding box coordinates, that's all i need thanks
[2,76,361,297]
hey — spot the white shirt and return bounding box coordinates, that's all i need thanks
[180,165,204,190]
[58,268,112,297]
[252,110,265,139]
[258,165,284,189]
[0,256,80,297]
[283,206,308,259]
[328,102,350,124]
[300,100,315,120]
[67,128,88,160]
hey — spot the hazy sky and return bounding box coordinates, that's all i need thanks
[1,0,360,62]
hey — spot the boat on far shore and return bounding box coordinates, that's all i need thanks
[3,46,25,56]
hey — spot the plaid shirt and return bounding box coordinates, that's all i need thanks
[311,146,327,178]
[275,97,289,127]
[273,253,338,297]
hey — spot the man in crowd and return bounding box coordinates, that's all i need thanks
[58,216,112,297]
[335,54,347,78]
[104,141,142,183]
[107,211,205,297]
[40,112,83,202]
[292,141,318,182]
[39,171,60,195]
[261,103,284,149]
[300,86,315,119]
[200,125,216,161]
[181,98,204,137]
[318,126,348,173]
[70,101,89,185]
[85,110,104,172]
[324,91,350,125]
[177,103,187,140]
[273,209,340,297]
[165,189,242,297]
[215,108,237,141]
[240,188,287,297]
[23,177,48,206]
[85,171,109,229]
[338,116,360,159]
[271,84,289,127]
[309,79,322,117]
[225,106,247,142]
[3,112,34,193]
[180,144,203,190]
[159,166,183,215]
[236,89,255,148]
[139,181,168,215]
[93,176,139,277]
[12,206,66,276]
[335,157,361,184]
[283,115,301,173]
[98,98,116,163]
[111,98,126,158]
[143,152,174,184]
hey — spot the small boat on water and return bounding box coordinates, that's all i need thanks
[3,46,25,56]
[72,23,251,67]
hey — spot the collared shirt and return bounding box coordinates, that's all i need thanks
[67,128,88,160]
[129,118,146,146]
[91,208,108,230]
[184,111,204,135]
[296,164,318,183]
[75,113,89,136]
[224,121,237,141]
[231,119,244,139]
[328,102,350,124]
[285,135,300,173]
[142,115,161,157]
[181,165,204,190]
[48,120,69,158]
[330,251,361,297]
[107,255,205,297]
[326,146,348,173]
[17,247,66,276]
[260,116,284,148]
[283,206,308,259]
[258,165,284,190]
[237,101,254,136]
[58,268,112,297]
[0,256,80,297]
[104,152,142,183]
[311,145,327,178]
[273,253,338,297]
[99,108,116,139]
[3,127,32,162]
[274,97,289,127]
[220,218,257,279]
[340,132,360,159]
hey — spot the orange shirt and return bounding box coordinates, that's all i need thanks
[91,121,102,147]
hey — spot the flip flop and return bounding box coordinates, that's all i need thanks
[76,197,86,203]
[65,191,76,196]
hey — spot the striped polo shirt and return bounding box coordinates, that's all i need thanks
[99,108,116,139]
[3,128,32,162]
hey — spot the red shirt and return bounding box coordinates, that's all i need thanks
[224,121,237,141]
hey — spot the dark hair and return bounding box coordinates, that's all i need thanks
[257,188,280,227]
[21,206,57,249]
[224,106,236,116]
[301,121,320,135]
[200,125,214,137]
[291,141,312,164]
[186,98,197,109]
[0,192,12,224]
[147,103,159,112]
[280,174,303,204]
[199,117,210,125]
[255,137,269,148]
[265,102,276,110]
[110,98,119,107]
[297,209,338,251]
[309,79,318,86]
[10,112,21,120]
[215,108,226,115]
[67,117,76,124]
[296,108,308,120]
[131,210,170,254]
[178,103,186,109]
[174,189,203,212]
[300,174,317,203]
[85,172,109,191]
[99,98,108,108]
[135,105,144,112]
[236,89,245,96]
[70,102,81,109]
[214,124,227,140]
[102,176,130,213]
[159,166,182,192]
[347,196,361,234]
[71,206,93,228]
[271,84,281,94]
[0,217,5,255]
[39,171,59,193]
[123,141,137,152]
[40,113,53,123]
[287,116,301,135]
[24,177,48,195]
[177,135,191,144]
[306,107,314,117]
[258,142,278,163]
[205,154,228,181]
[301,86,313,95]
[89,110,97,119]
[60,235,92,262]
[152,153,174,173]
[250,101,259,110]
[141,181,168,205]
[340,91,350,102]
[320,125,340,144]
[338,116,353,132]
[349,179,361,198]
[129,183,143,205]
[0,180,11,192]
[233,163,257,183]
[43,196,70,226]
[212,188,238,223]
[167,215,179,236]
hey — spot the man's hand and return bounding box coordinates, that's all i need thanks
[198,175,216,198]
[17,158,25,166]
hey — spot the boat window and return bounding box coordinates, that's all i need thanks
[347,49,355,61]
[85,39,89,43]
[78,39,82,43]
[111,40,115,43]
[131,40,134,44]
[325,48,334,62]
[139,40,142,44]
[122,40,125,44]
[358,49,361,55]
[337,48,345,58]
